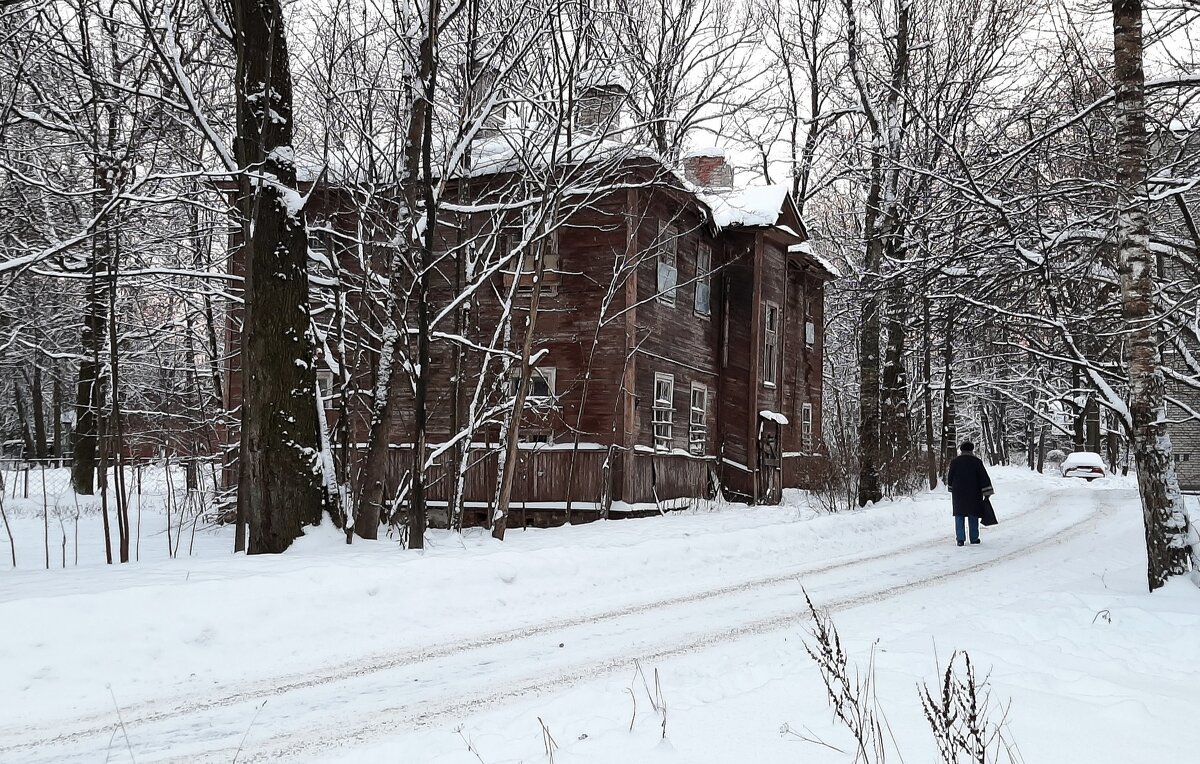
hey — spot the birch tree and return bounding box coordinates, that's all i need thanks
[1111,0,1194,589]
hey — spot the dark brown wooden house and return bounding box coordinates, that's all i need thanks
[224,146,834,525]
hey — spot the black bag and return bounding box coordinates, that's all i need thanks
[980,497,998,527]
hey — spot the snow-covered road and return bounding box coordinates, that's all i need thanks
[2,468,1171,763]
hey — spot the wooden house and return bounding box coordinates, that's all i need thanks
[224,146,834,526]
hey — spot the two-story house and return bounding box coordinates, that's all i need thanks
[224,142,833,526]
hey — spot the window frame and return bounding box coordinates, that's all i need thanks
[510,366,557,404]
[689,382,708,455]
[656,223,679,306]
[503,231,561,298]
[652,372,675,450]
[316,369,337,402]
[802,403,813,450]
[694,243,712,317]
[763,301,780,387]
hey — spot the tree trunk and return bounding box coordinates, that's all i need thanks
[845,0,907,506]
[231,0,326,554]
[923,296,937,489]
[14,383,35,458]
[53,377,63,463]
[107,251,130,563]
[880,270,911,490]
[939,313,957,472]
[1112,0,1193,590]
[72,246,106,495]
[29,366,48,459]
[494,212,553,540]
[351,1,442,545]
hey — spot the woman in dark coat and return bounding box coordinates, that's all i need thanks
[945,441,993,546]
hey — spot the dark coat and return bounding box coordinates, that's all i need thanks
[946,454,993,518]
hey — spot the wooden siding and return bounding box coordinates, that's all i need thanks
[222,161,830,515]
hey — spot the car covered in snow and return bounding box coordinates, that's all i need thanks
[1060,451,1107,481]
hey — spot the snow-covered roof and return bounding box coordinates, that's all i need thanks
[788,242,842,278]
[701,185,791,228]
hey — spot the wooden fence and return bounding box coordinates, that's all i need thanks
[377,445,715,527]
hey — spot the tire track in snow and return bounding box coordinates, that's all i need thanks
[243,488,1121,763]
[0,486,1115,762]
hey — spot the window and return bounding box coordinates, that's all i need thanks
[653,373,675,450]
[805,320,815,347]
[656,224,678,305]
[763,302,779,386]
[689,382,708,455]
[316,369,336,401]
[802,403,813,450]
[510,366,557,402]
[502,233,560,297]
[694,243,711,316]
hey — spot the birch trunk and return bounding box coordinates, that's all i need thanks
[1112,0,1194,589]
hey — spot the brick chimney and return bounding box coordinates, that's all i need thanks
[465,59,503,139]
[682,148,734,188]
[576,83,626,134]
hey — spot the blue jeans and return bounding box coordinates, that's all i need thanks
[955,515,979,544]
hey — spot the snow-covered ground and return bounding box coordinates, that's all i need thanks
[1,467,1197,763]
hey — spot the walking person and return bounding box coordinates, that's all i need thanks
[946,441,994,546]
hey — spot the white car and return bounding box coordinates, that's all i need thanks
[1060,451,1107,481]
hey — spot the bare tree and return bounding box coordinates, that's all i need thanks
[229,0,329,553]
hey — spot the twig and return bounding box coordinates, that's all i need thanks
[0,493,15,567]
[108,686,136,763]
[538,717,558,763]
[456,725,488,764]
[231,699,267,764]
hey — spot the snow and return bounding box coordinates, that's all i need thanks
[1,468,1198,764]
[1062,451,1106,469]
[701,185,790,228]
[788,242,841,278]
[682,146,728,159]
[759,409,789,425]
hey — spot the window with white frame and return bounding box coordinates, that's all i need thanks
[689,382,708,455]
[763,301,779,386]
[510,366,557,402]
[694,243,711,316]
[316,369,336,402]
[802,403,813,449]
[653,373,675,450]
[656,224,678,305]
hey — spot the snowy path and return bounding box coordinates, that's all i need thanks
[0,475,1116,763]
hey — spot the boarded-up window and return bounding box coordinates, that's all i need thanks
[694,243,711,316]
[502,232,560,297]
[656,224,678,305]
[653,373,674,450]
[689,382,708,455]
[802,403,813,449]
[763,302,779,386]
